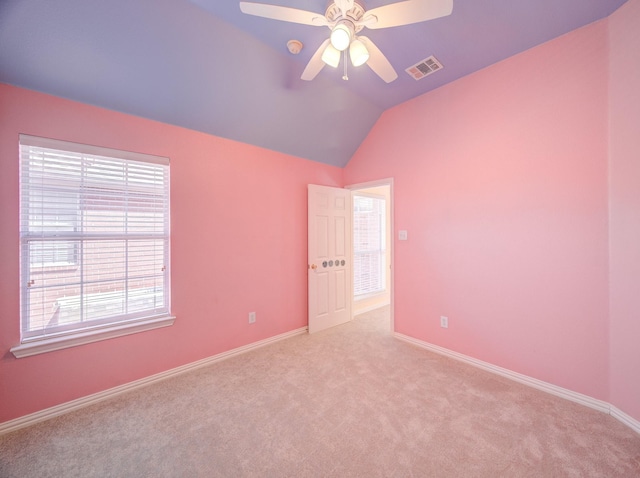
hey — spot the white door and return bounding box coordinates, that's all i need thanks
[308,184,352,334]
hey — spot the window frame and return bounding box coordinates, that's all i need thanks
[11,135,174,358]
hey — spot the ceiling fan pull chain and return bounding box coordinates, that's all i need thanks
[342,50,349,80]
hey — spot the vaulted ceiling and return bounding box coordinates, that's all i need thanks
[0,0,626,167]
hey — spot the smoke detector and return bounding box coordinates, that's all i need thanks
[287,39,303,54]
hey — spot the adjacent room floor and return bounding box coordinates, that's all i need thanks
[1,306,639,477]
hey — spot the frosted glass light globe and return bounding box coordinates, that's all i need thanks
[330,23,352,51]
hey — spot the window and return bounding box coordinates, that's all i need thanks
[14,135,173,357]
[353,194,386,296]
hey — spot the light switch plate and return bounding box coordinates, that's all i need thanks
[399,230,408,241]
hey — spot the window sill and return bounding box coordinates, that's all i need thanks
[10,315,175,358]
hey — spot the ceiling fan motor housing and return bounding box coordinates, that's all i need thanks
[326,0,366,51]
[325,0,365,31]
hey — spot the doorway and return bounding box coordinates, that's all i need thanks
[348,179,393,331]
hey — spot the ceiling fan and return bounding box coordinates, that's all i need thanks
[239,0,453,83]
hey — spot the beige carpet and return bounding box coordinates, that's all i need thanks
[1,306,639,477]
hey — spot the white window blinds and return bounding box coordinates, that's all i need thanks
[353,194,386,297]
[19,135,171,341]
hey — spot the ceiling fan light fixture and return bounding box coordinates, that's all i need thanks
[321,43,341,68]
[349,39,369,67]
[240,0,454,83]
[330,20,353,51]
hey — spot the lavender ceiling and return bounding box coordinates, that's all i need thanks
[0,0,626,167]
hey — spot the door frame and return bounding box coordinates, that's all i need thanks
[347,178,394,333]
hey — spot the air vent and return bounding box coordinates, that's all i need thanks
[405,56,443,80]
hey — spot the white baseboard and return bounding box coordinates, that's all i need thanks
[4,327,638,437]
[394,332,640,435]
[610,405,640,435]
[0,326,308,435]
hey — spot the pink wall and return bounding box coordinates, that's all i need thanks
[0,84,342,423]
[345,21,611,401]
[608,0,640,421]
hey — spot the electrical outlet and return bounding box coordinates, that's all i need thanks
[440,316,448,328]
[248,312,256,324]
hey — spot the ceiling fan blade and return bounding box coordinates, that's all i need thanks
[358,36,398,83]
[239,2,328,26]
[301,39,331,81]
[361,0,453,29]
